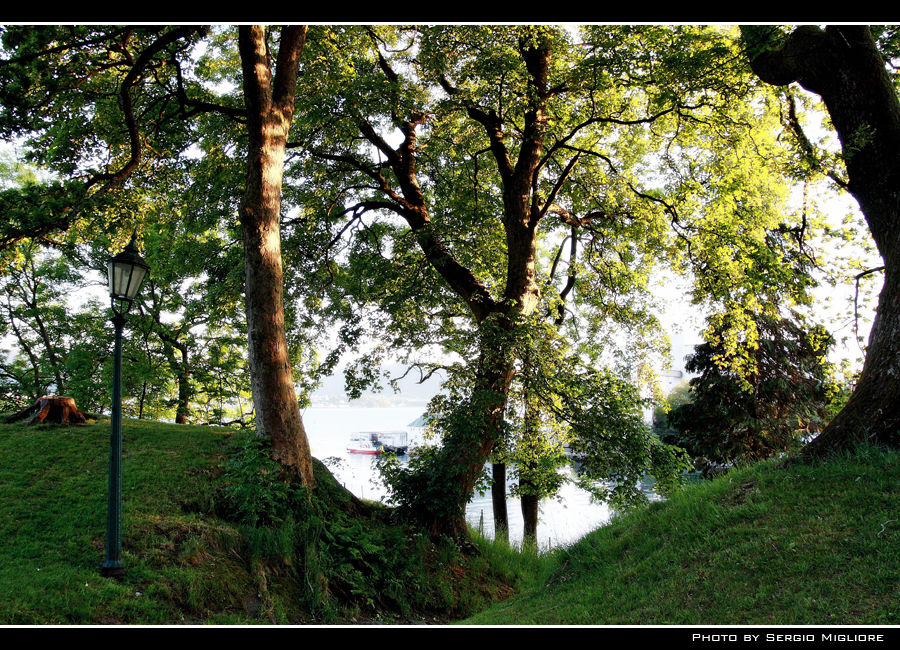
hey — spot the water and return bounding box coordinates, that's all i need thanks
[302,406,642,550]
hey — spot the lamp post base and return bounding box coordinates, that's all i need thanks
[101,562,125,578]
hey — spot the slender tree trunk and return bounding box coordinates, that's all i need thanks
[138,381,146,419]
[31,310,64,395]
[12,258,66,394]
[23,267,65,395]
[238,25,315,488]
[154,331,192,424]
[491,462,509,543]
[521,493,538,549]
[4,295,42,398]
[520,359,540,549]
[174,347,191,424]
[742,25,900,455]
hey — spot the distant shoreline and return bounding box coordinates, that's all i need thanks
[306,400,430,409]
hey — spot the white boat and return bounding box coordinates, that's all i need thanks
[372,430,408,454]
[347,431,408,455]
[347,434,382,455]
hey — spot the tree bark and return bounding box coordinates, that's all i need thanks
[742,25,900,454]
[155,332,192,424]
[3,292,43,398]
[238,25,315,488]
[416,338,516,541]
[435,46,546,538]
[520,358,540,549]
[28,298,65,395]
[174,351,191,425]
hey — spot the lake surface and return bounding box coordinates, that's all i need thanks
[302,406,656,550]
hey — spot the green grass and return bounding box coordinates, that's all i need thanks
[0,416,249,624]
[0,416,518,624]
[2,414,897,625]
[463,445,900,625]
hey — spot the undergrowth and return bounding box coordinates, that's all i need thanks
[216,434,515,623]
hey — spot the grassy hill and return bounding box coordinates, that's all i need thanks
[1,414,897,626]
[464,445,900,625]
[0,416,516,624]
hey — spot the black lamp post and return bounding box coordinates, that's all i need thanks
[101,230,149,578]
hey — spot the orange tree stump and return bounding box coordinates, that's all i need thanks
[5,396,88,425]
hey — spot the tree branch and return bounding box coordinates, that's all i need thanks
[87,26,207,193]
[784,91,849,191]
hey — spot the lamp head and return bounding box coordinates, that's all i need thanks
[107,230,149,310]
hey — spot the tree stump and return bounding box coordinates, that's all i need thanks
[5,396,88,425]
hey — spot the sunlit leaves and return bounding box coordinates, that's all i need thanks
[284,26,823,519]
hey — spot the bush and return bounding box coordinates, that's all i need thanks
[664,312,833,465]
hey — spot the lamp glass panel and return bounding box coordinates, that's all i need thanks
[123,264,147,299]
[108,260,147,300]
[108,260,126,298]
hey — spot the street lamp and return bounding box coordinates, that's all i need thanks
[101,230,149,578]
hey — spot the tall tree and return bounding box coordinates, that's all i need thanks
[236,25,314,487]
[0,242,72,402]
[741,25,900,455]
[0,25,317,487]
[133,216,242,425]
[290,25,795,538]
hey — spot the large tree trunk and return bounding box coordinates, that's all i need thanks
[238,25,315,488]
[427,348,516,540]
[742,25,900,455]
[352,37,551,541]
[805,264,900,454]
